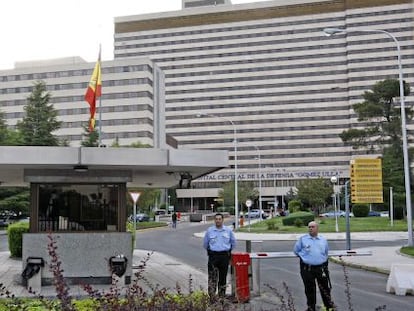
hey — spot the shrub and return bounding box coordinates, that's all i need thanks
[282,211,314,226]
[266,219,279,231]
[216,206,234,215]
[352,204,369,217]
[288,200,302,213]
[293,219,303,227]
[7,221,29,258]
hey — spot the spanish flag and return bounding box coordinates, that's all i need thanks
[84,51,102,132]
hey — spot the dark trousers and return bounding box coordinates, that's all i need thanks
[208,251,230,297]
[300,261,335,311]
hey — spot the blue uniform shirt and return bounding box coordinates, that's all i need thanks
[203,225,236,252]
[293,234,329,265]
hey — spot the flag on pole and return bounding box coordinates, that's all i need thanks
[84,50,102,132]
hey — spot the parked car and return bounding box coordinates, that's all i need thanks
[319,210,346,218]
[154,210,166,216]
[130,213,150,222]
[368,211,381,217]
[380,211,390,217]
[0,217,12,227]
[245,209,268,219]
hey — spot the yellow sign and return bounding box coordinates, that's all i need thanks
[350,158,383,203]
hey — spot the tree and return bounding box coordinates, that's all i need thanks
[296,177,332,215]
[0,110,7,144]
[127,188,161,214]
[218,181,259,213]
[16,81,62,146]
[0,187,30,216]
[80,123,99,147]
[340,79,411,152]
[339,79,412,217]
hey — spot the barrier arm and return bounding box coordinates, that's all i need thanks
[249,250,372,259]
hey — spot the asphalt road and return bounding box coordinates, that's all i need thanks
[134,221,413,311]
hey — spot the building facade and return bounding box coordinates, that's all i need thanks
[1,57,166,148]
[114,0,414,210]
[1,0,413,212]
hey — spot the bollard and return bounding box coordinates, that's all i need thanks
[231,252,251,303]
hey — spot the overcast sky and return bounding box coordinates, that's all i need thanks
[0,0,256,70]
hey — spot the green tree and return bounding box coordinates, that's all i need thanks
[127,188,161,214]
[0,187,30,216]
[340,79,411,151]
[16,81,62,146]
[0,110,7,144]
[339,79,412,218]
[296,177,332,215]
[80,123,99,147]
[218,181,259,213]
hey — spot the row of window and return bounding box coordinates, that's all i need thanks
[115,23,412,54]
[168,114,351,130]
[1,92,153,109]
[60,130,154,143]
[167,96,349,112]
[0,64,153,83]
[5,104,153,120]
[0,78,152,96]
[114,7,410,42]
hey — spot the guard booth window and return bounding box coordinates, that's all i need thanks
[38,184,119,232]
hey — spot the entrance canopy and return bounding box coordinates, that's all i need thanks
[0,146,228,188]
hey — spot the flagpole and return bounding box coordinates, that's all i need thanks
[98,44,103,147]
[98,95,102,147]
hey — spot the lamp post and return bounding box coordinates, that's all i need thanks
[324,27,413,246]
[330,176,339,233]
[196,113,239,230]
[254,146,262,222]
[344,180,351,250]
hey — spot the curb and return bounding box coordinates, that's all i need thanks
[329,257,389,275]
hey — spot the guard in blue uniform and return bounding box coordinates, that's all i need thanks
[203,213,236,298]
[294,221,335,311]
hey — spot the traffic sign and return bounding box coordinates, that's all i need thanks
[350,158,383,203]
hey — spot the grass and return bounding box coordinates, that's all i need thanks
[239,216,409,233]
[126,220,168,231]
[400,246,414,257]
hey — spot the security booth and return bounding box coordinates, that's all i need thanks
[23,181,132,285]
[0,146,228,288]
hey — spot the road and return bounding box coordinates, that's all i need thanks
[134,221,413,311]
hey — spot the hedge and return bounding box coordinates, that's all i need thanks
[282,211,314,226]
[7,221,29,258]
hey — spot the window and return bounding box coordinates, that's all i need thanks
[38,184,120,232]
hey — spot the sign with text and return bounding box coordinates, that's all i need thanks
[350,158,383,203]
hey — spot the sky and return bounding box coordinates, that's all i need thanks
[0,0,256,70]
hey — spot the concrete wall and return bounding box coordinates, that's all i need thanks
[22,233,132,285]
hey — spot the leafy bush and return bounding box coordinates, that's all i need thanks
[293,219,303,227]
[282,211,314,226]
[7,221,29,258]
[288,200,302,213]
[216,206,235,215]
[352,204,369,217]
[266,219,279,230]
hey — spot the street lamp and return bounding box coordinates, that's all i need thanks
[324,27,413,246]
[254,146,262,222]
[330,176,339,233]
[196,113,239,230]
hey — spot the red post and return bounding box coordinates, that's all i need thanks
[231,252,251,302]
